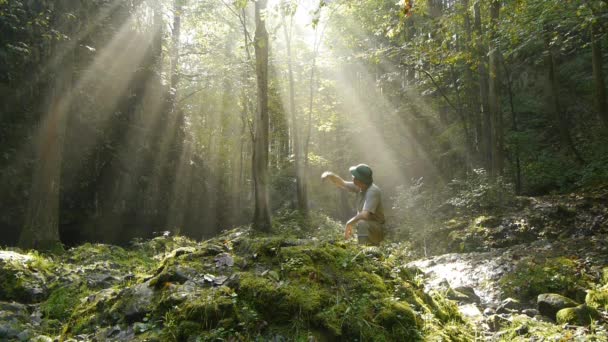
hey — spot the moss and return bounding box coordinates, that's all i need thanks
[375,300,421,340]
[0,257,49,303]
[556,305,600,326]
[314,302,348,336]
[178,290,235,329]
[500,256,592,301]
[41,284,89,321]
[586,289,608,310]
[62,288,119,336]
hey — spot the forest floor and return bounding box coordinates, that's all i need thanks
[1,187,608,341]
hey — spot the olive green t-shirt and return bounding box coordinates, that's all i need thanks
[344,182,385,224]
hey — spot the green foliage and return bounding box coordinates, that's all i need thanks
[447,169,515,211]
[500,256,593,301]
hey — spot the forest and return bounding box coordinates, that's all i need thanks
[1,0,608,341]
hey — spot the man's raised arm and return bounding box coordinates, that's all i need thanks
[321,171,357,192]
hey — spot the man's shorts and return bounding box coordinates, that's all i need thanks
[356,220,385,245]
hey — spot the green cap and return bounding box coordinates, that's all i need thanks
[349,164,373,185]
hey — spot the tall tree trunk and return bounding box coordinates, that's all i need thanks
[19,3,76,250]
[474,2,492,173]
[543,29,585,164]
[167,0,187,233]
[488,0,503,177]
[502,57,522,194]
[252,0,271,231]
[281,5,307,214]
[462,0,481,162]
[591,23,608,132]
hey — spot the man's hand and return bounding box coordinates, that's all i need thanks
[344,222,354,240]
[321,171,333,181]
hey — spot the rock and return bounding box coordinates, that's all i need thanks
[486,314,510,332]
[31,336,54,342]
[496,297,522,314]
[17,329,32,341]
[458,304,483,322]
[0,322,21,339]
[450,286,481,304]
[533,314,553,323]
[0,258,48,303]
[113,281,155,322]
[168,247,197,258]
[483,307,496,316]
[214,253,234,268]
[87,272,120,288]
[514,324,529,335]
[522,308,539,317]
[556,304,600,326]
[537,293,578,320]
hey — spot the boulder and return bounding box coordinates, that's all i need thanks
[496,297,522,314]
[458,304,483,322]
[486,314,510,332]
[0,257,48,303]
[522,308,538,317]
[556,304,600,326]
[449,286,481,304]
[537,293,578,320]
[111,281,155,322]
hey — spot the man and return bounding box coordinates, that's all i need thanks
[321,164,385,245]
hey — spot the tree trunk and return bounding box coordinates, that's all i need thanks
[462,0,481,162]
[474,2,492,174]
[281,7,307,214]
[543,30,585,164]
[19,3,76,250]
[167,0,187,233]
[488,0,503,177]
[500,54,522,193]
[252,0,271,231]
[592,23,608,132]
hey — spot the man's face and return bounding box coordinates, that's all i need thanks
[353,177,366,190]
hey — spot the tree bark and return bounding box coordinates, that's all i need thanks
[591,23,608,132]
[19,2,76,250]
[167,0,187,233]
[488,0,503,177]
[502,57,522,194]
[543,30,585,164]
[474,2,492,174]
[462,0,481,162]
[252,0,271,231]
[281,5,307,214]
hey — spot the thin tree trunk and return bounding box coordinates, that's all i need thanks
[488,0,503,177]
[591,23,608,132]
[474,2,492,173]
[543,30,585,164]
[462,0,481,162]
[167,0,187,233]
[502,57,522,194]
[252,0,271,231]
[281,5,307,214]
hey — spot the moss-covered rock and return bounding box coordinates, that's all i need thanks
[586,288,608,310]
[537,293,579,320]
[501,257,591,301]
[0,252,50,303]
[556,304,600,326]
